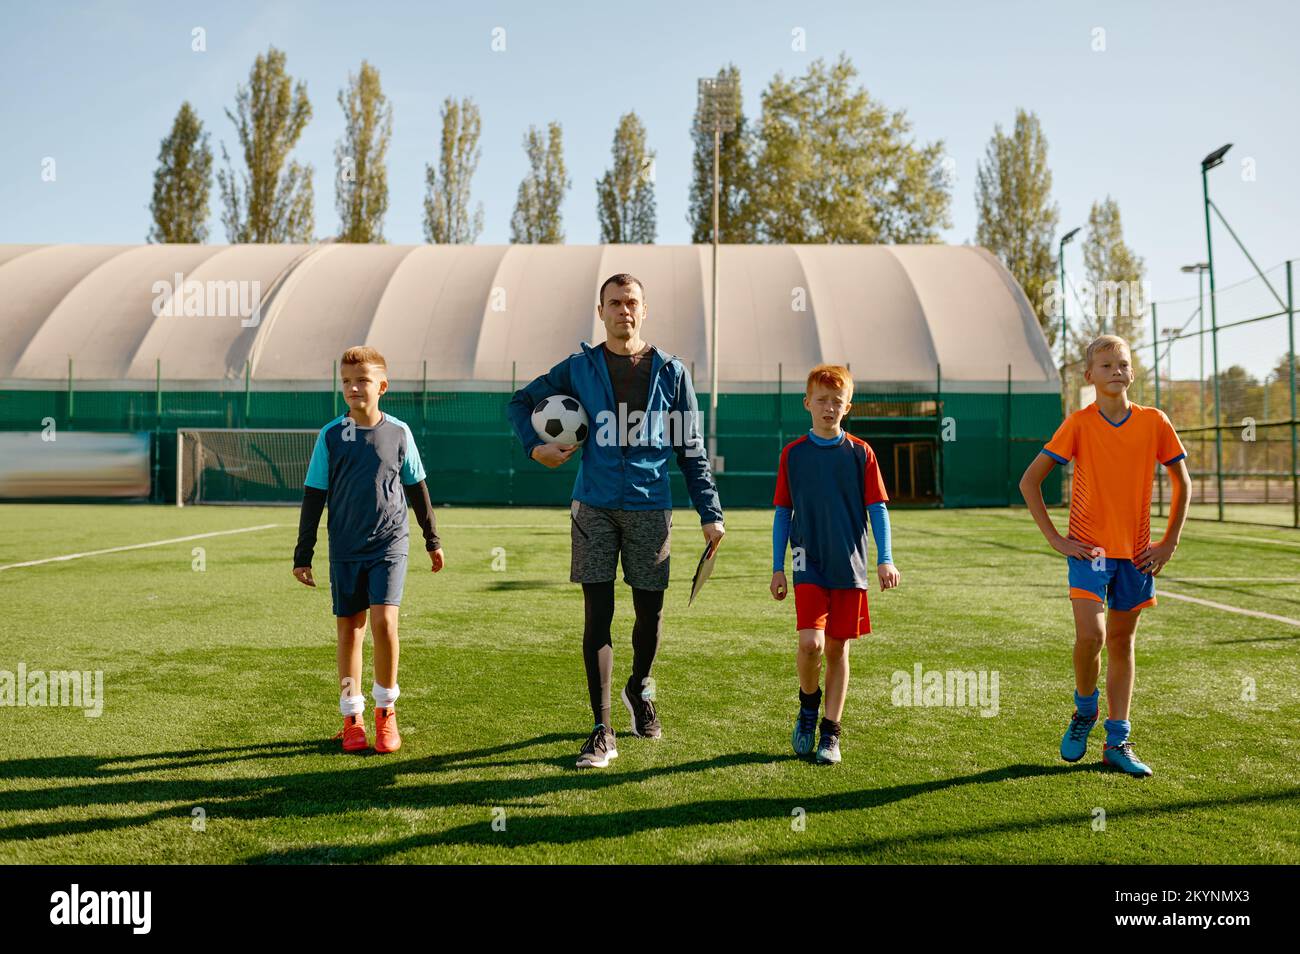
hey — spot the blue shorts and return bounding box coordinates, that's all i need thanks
[330,554,408,617]
[1067,557,1156,612]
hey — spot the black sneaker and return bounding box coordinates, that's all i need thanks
[575,724,618,769]
[621,677,663,739]
[815,718,842,765]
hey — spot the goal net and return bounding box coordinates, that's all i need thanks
[177,429,319,506]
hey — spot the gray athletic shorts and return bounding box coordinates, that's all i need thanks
[570,500,672,591]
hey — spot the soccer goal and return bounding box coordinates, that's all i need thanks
[176,428,318,506]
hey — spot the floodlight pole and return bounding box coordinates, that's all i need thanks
[1058,227,1080,410]
[698,76,736,474]
[1202,150,1228,521]
[1197,267,1206,427]
[1288,260,1297,529]
[710,121,720,469]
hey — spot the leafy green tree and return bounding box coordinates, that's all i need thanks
[148,101,212,243]
[975,109,1058,338]
[687,64,756,243]
[217,46,314,243]
[335,60,392,243]
[749,54,950,243]
[597,111,656,243]
[510,122,569,244]
[424,96,484,244]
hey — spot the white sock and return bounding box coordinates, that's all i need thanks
[340,693,365,718]
[372,682,400,710]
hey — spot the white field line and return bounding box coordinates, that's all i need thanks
[1167,577,1300,583]
[1160,589,1300,628]
[977,512,1300,548]
[1215,533,1300,549]
[0,524,280,571]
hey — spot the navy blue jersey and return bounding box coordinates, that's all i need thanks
[305,412,426,563]
[773,432,889,589]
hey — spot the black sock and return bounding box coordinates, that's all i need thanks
[582,581,615,727]
[799,688,822,711]
[820,717,841,735]
[630,587,664,688]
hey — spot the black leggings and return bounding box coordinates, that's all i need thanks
[581,581,664,726]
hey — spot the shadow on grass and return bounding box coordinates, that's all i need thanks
[722,788,1300,864]
[0,733,783,847]
[482,580,569,592]
[243,762,1094,863]
[1212,634,1300,644]
[0,739,338,780]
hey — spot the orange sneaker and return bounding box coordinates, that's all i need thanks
[374,707,401,753]
[334,713,369,752]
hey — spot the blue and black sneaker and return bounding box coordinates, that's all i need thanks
[1060,710,1098,763]
[1102,740,1153,777]
[814,718,842,765]
[791,706,818,756]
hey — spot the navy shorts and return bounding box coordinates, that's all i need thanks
[1067,556,1156,612]
[330,554,408,617]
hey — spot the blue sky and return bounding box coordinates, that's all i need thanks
[2,0,1296,343]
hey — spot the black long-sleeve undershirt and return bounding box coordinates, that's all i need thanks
[293,486,326,568]
[292,481,440,568]
[403,479,441,554]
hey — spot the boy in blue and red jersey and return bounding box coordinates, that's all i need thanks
[771,364,901,764]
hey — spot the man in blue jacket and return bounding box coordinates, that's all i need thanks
[507,273,725,769]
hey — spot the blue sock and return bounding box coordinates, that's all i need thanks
[1074,688,1099,720]
[1104,719,1130,747]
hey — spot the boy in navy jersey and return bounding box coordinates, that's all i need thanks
[293,347,445,754]
[771,365,900,764]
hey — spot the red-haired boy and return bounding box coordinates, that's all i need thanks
[771,365,901,764]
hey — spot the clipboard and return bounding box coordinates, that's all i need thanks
[688,541,718,607]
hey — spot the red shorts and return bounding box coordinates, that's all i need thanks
[794,583,871,639]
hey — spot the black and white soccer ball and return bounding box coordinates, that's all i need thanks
[531,394,590,445]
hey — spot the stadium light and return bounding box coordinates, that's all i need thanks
[1058,227,1082,373]
[1200,145,1230,519]
[697,75,738,472]
[1201,143,1232,172]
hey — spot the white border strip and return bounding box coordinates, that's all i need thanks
[1160,589,1300,628]
[1216,533,1300,550]
[1167,577,1300,583]
[0,524,279,571]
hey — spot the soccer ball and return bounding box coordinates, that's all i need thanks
[531,394,589,445]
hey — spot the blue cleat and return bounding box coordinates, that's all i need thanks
[1060,710,1098,762]
[791,706,818,756]
[1103,740,1153,777]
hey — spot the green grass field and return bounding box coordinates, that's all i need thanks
[1,504,1297,864]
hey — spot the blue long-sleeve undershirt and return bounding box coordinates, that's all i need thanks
[772,506,792,571]
[771,503,892,571]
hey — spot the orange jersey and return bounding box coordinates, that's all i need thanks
[1042,402,1186,559]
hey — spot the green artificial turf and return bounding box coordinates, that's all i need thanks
[0,504,1296,864]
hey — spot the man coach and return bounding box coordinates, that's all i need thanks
[507,273,725,769]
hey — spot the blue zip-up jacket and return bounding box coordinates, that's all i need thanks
[506,341,724,524]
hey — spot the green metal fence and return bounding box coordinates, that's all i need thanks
[0,362,1063,509]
